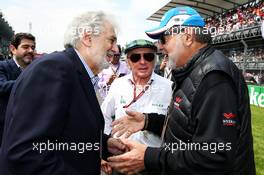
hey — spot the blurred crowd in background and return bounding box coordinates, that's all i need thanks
[205,0,264,34]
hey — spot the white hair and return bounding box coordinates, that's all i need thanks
[64,11,117,49]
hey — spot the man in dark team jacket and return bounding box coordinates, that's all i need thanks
[107,7,256,175]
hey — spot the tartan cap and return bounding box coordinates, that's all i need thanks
[124,39,157,54]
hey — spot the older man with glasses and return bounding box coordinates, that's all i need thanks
[100,39,172,174]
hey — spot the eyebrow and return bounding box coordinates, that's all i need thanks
[21,44,35,46]
[110,36,117,41]
[21,44,36,48]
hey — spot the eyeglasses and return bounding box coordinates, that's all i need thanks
[159,34,170,45]
[129,53,155,63]
[159,26,186,44]
[114,54,120,58]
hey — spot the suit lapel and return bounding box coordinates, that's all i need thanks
[65,48,104,127]
[8,59,22,78]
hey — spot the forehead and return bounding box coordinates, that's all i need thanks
[102,21,116,38]
[19,39,35,46]
[128,48,155,55]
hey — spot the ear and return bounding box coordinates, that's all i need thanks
[126,58,132,70]
[183,27,194,47]
[9,45,17,55]
[182,33,193,47]
[81,32,92,47]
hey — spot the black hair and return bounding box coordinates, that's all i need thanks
[117,44,122,54]
[10,33,35,49]
[193,31,212,44]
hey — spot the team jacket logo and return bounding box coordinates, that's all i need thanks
[223,113,236,126]
[223,113,236,119]
[174,97,182,109]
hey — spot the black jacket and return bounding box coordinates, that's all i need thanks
[0,59,21,146]
[144,46,255,175]
[1,48,109,175]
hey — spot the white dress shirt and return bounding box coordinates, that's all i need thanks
[101,72,172,147]
[13,57,22,69]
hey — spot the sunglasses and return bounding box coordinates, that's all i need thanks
[129,53,155,63]
[159,26,186,44]
[159,34,169,45]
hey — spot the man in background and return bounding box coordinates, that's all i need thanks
[0,32,35,146]
[98,45,130,100]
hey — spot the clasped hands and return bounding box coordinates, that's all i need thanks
[104,111,147,175]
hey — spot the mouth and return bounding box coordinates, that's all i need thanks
[138,67,149,72]
[24,54,34,60]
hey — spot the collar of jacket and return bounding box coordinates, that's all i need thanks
[171,45,214,84]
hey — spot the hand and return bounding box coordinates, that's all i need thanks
[159,55,168,71]
[101,159,112,175]
[107,137,127,155]
[111,111,145,138]
[108,139,147,175]
[106,74,117,86]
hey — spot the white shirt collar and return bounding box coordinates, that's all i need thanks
[74,49,95,79]
[12,57,21,69]
[127,71,156,84]
[74,49,99,90]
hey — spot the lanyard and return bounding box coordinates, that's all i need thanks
[123,79,154,108]
[110,63,120,75]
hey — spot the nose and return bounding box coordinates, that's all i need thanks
[158,43,168,55]
[28,47,34,53]
[111,42,118,53]
[139,54,146,64]
[158,42,164,50]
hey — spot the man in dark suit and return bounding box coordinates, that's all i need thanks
[1,11,125,175]
[0,52,5,61]
[0,33,36,146]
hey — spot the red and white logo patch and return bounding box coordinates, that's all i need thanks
[223,113,236,126]
[173,96,182,109]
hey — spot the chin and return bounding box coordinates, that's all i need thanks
[99,61,110,70]
[23,59,32,65]
[137,72,152,79]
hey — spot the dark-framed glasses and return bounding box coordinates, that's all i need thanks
[129,53,155,63]
[159,26,186,44]
[114,54,121,58]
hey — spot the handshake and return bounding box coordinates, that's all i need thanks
[104,111,147,175]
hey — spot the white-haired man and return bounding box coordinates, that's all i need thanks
[1,11,125,175]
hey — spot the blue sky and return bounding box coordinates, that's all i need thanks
[1,0,169,53]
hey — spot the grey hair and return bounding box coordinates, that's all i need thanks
[64,11,117,49]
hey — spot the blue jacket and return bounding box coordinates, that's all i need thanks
[0,59,21,146]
